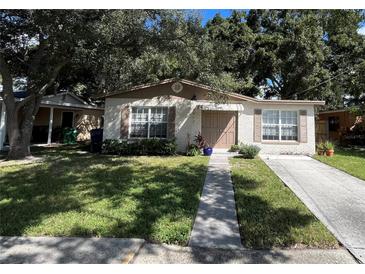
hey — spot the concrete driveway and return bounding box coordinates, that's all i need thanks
[261,155,365,263]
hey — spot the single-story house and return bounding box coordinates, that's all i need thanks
[102,79,325,155]
[316,109,364,144]
[0,92,104,151]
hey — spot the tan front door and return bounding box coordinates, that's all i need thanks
[201,111,236,148]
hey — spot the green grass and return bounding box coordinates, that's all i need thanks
[230,157,339,249]
[0,146,209,245]
[314,147,365,181]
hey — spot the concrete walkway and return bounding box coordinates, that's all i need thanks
[261,155,365,263]
[132,243,356,264]
[0,236,144,264]
[189,152,242,249]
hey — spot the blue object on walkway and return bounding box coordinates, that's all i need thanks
[203,147,213,156]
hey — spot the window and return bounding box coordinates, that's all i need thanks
[280,111,298,140]
[130,107,168,138]
[262,110,298,141]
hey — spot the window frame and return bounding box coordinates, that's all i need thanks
[261,109,299,142]
[128,106,169,139]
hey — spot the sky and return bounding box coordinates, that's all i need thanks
[200,9,234,25]
[199,9,365,35]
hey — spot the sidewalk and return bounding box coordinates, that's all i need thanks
[0,236,144,264]
[0,236,357,264]
[132,243,356,264]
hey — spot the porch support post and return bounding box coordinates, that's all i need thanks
[47,107,54,145]
[0,101,6,151]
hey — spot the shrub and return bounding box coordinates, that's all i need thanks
[316,142,326,155]
[238,144,261,159]
[159,139,178,155]
[323,141,334,151]
[102,139,177,156]
[316,142,325,151]
[229,144,241,152]
[186,144,202,156]
[194,132,209,149]
[102,139,125,155]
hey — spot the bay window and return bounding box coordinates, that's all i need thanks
[130,107,168,138]
[262,110,298,141]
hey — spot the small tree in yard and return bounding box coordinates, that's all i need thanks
[0,10,104,159]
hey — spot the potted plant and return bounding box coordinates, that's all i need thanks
[203,145,213,156]
[324,141,335,157]
[194,132,213,156]
[316,142,325,155]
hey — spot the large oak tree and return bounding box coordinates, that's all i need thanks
[0,10,105,159]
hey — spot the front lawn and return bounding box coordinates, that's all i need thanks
[0,146,209,245]
[314,147,365,181]
[230,157,339,249]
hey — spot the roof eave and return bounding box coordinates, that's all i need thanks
[255,99,326,105]
[94,78,327,106]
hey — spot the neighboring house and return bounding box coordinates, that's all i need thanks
[316,109,363,143]
[0,92,104,151]
[101,79,325,155]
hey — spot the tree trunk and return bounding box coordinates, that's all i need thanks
[6,96,43,160]
[1,52,66,160]
[7,131,31,160]
[6,109,30,160]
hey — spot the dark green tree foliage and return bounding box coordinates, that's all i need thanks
[67,10,213,94]
[205,10,364,107]
[203,11,258,96]
[246,10,330,100]
[60,9,364,108]
[321,10,365,109]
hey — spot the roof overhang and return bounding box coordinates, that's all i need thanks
[94,78,326,106]
[40,100,104,110]
[1,92,104,110]
[318,109,348,115]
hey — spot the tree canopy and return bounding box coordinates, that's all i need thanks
[52,9,365,108]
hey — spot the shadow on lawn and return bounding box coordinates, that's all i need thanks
[231,169,317,250]
[334,146,365,158]
[0,146,207,245]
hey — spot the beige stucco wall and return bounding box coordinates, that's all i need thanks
[104,96,201,151]
[238,102,316,155]
[104,96,316,155]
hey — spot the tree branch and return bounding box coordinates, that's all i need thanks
[29,34,48,74]
[38,61,67,95]
[16,60,67,111]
